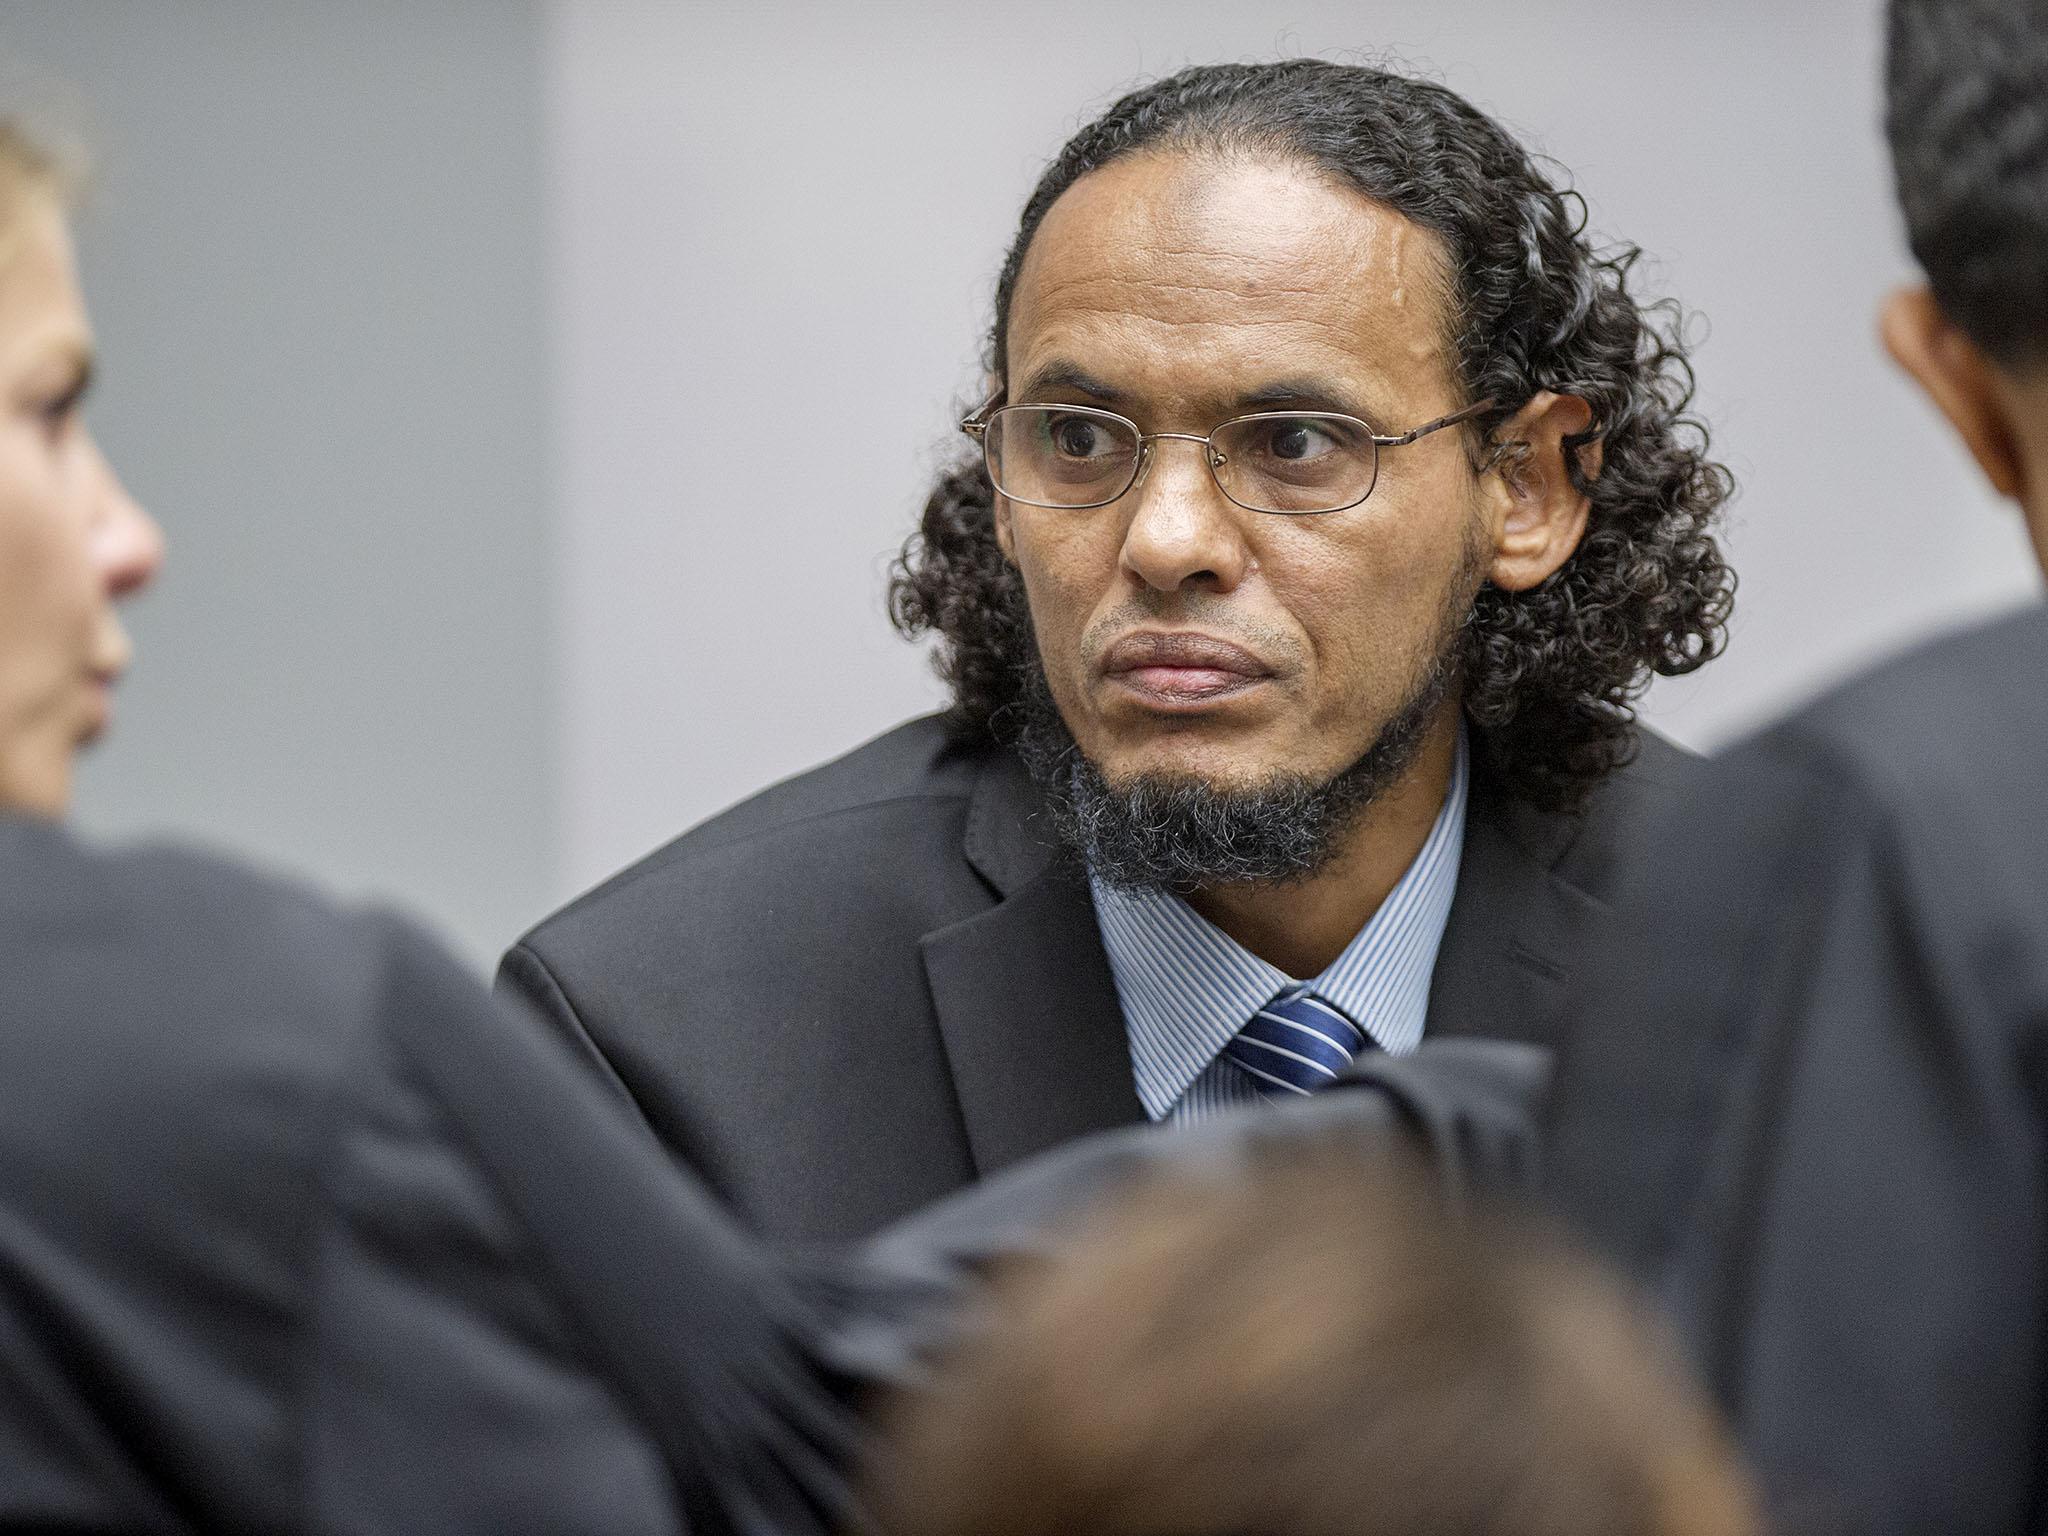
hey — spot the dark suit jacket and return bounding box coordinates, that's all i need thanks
[0,815,693,1533]
[501,713,1702,1241]
[0,812,1548,1533]
[1544,603,2048,1533]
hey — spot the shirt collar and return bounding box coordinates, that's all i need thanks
[1091,731,1470,1121]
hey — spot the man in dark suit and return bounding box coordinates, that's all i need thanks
[502,59,1734,1241]
[1541,2,2048,1527]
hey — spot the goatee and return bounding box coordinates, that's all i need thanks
[1011,633,1461,895]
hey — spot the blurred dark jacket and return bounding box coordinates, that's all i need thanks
[499,712,1701,1242]
[1546,602,2048,1534]
[0,817,689,1532]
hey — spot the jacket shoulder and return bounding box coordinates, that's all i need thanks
[0,819,492,1528]
[0,818,635,1531]
[1538,724,1713,900]
[512,713,997,947]
[2,820,395,1022]
[1589,723,1710,819]
[1759,603,2046,810]
[0,820,494,1128]
[1731,604,2048,940]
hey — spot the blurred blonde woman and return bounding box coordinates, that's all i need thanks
[0,117,704,1532]
[0,123,160,816]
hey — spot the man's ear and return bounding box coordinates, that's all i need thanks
[1482,390,1597,592]
[1881,285,2026,500]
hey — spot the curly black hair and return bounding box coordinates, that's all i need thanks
[890,60,1733,813]
[1888,0,2048,367]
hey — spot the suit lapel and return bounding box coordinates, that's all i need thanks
[1427,760,1605,1050]
[919,741,1605,1177]
[922,750,1144,1179]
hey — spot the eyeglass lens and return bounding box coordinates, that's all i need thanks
[983,406,1380,514]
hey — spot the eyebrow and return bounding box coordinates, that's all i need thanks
[1235,378,1377,418]
[1012,361,1126,404]
[1012,363,1380,422]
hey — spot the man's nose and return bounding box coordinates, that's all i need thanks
[1117,437,1252,594]
[87,438,165,599]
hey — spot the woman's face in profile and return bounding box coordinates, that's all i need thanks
[0,195,160,816]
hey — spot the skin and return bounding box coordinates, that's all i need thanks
[0,194,162,817]
[994,150,1593,974]
[1882,285,2048,582]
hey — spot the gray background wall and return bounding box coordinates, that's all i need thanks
[0,1,558,966]
[4,1,2037,961]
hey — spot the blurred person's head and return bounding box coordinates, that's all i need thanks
[0,121,161,818]
[1883,0,2048,575]
[890,60,1731,894]
[866,1137,1759,1536]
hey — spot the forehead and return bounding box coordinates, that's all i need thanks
[0,198,89,378]
[1006,149,1457,413]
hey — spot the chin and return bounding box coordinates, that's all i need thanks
[0,766,70,818]
[1097,742,1300,797]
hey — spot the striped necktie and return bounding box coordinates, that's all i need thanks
[1221,983,1373,1098]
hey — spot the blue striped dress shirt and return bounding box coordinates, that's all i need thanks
[1090,732,1470,1124]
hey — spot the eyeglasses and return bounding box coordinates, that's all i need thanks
[959,395,1497,516]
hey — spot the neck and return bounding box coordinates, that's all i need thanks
[1184,707,1462,977]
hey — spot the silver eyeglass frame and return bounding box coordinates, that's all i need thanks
[959,394,1499,515]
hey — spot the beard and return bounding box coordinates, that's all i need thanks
[1011,573,1478,895]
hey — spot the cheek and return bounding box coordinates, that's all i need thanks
[1282,497,1477,700]
[1006,510,1122,655]
[0,443,98,698]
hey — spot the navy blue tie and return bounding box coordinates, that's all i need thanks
[1222,983,1372,1098]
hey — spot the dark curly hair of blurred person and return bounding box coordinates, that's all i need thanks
[889,59,1734,813]
[1888,0,2048,367]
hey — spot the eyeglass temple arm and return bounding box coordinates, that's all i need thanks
[1370,397,1499,448]
[959,392,1003,438]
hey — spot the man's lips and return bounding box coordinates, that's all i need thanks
[1099,631,1275,704]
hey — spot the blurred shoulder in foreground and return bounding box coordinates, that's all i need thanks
[1547,600,2048,1531]
[0,814,688,1532]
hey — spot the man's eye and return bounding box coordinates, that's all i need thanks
[1265,419,1335,461]
[1049,416,1114,458]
